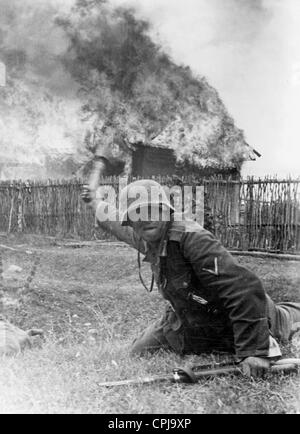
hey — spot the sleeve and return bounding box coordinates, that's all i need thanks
[95,201,146,253]
[181,229,272,359]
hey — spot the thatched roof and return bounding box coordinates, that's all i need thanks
[149,115,261,170]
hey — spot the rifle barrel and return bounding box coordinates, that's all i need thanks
[97,358,300,388]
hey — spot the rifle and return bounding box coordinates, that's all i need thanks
[97,358,300,388]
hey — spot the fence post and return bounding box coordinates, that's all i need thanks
[194,184,204,226]
[17,183,23,233]
[7,196,14,233]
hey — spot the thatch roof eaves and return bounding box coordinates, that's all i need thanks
[144,115,261,168]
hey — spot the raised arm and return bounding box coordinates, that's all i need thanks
[82,187,146,253]
[81,155,146,253]
[94,200,145,252]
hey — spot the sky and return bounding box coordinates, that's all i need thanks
[110,0,300,178]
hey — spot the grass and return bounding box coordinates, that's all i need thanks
[0,234,300,414]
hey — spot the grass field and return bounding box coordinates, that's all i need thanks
[0,234,300,414]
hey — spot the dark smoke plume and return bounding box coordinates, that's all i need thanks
[0,0,248,178]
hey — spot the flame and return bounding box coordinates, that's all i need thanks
[0,0,249,179]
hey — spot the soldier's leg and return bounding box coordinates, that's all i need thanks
[130,312,172,356]
[130,306,185,356]
[267,296,300,343]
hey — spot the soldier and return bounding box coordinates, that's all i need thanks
[82,179,300,378]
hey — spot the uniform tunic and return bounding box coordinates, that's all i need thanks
[95,202,300,358]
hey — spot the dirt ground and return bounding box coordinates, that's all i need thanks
[0,234,300,414]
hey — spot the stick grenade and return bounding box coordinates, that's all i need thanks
[86,155,107,236]
[89,155,107,199]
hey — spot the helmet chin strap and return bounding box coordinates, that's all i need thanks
[136,220,172,293]
[138,246,154,293]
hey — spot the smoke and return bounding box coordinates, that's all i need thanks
[0,0,87,175]
[0,0,75,90]
[0,0,251,179]
[108,0,274,87]
[110,0,300,177]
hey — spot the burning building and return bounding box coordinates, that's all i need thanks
[0,1,261,182]
[79,113,261,180]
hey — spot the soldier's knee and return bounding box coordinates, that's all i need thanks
[129,340,157,357]
[129,340,144,357]
[129,335,169,357]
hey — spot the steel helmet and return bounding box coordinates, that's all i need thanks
[119,179,175,226]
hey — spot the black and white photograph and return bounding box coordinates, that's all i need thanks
[0,0,299,416]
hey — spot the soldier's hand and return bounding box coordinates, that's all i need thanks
[0,321,43,356]
[81,185,95,204]
[241,356,271,378]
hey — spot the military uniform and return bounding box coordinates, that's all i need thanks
[95,202,300,360]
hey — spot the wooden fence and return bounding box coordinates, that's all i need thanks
[0,177,299,253]
[0,180,97,240]
[205,178,300,253]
